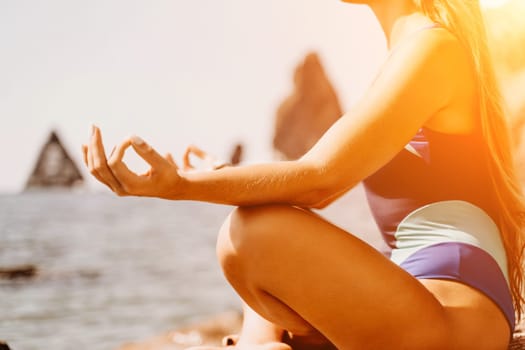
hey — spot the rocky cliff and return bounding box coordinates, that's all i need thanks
[273,52,342,160]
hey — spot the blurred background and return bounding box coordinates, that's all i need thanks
[1,0,524,349]
[0,0,386,193]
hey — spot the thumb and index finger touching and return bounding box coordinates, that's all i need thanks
[83,126,177,193]
[110,135,178,196]
[128,136,170,170]
[108,135,174,176]
[105,135,165,169]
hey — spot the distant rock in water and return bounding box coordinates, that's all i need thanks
[229,143,243,166]
[273,52,343,160]
[25,130,84,190]
[0,264,37,280]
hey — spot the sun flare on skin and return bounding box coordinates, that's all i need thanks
[480,0,511,8]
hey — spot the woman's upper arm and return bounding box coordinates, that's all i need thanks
[302,29,468,192]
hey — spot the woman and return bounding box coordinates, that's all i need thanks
[83,0,525,349]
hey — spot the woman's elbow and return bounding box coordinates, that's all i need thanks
[302,186,348,209]
[298,162,350,208]
[308,198,332,210]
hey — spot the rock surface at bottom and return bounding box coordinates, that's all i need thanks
[118,311,242,350]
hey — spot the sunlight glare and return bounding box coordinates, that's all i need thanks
[480,0,511,8]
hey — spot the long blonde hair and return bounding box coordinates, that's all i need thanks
[413,0,525,319]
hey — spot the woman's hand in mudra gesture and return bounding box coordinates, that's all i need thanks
[182,144,230,171]
[82,125,182,199]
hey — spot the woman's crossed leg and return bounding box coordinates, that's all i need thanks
[189,205,510,350]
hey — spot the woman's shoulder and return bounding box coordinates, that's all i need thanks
[390,24,469,68]
[414,26,478,135]
[374,27,468,99]
[380,24,477,134]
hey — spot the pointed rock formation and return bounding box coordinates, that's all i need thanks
[25,130,84,190]
[273,52,343,160]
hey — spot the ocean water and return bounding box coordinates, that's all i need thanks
[0,191,240,349]
[0,187,382,350]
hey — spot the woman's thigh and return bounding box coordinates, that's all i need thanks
[217,204,509,350]
[421,279,510,350]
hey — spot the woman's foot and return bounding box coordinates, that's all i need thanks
[219,330,336,350]
[210,303,335,350]
[185,342,291,350]
[222,334,240,346]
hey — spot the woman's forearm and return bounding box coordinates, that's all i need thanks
[83,127,350,205]
[175,160,333,207]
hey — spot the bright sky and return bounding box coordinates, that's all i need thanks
[0,1,388,193]
[480,0,511,8]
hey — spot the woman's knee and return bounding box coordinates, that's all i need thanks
[216,205,291,277]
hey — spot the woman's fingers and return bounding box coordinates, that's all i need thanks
[86,135,113,190]
[183,145,215,171]
[182,146,193,170]
[165,153,178,168]
[189,145,207,159]
[130,136,167,169]
[83,143,114,190]
[107,138,147,195]
[107,138,131,165]
[82,144,89,168]
[88,126,127,194]
[84,143,112,188]
[85,128,179,197]
[182,146,195,170]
